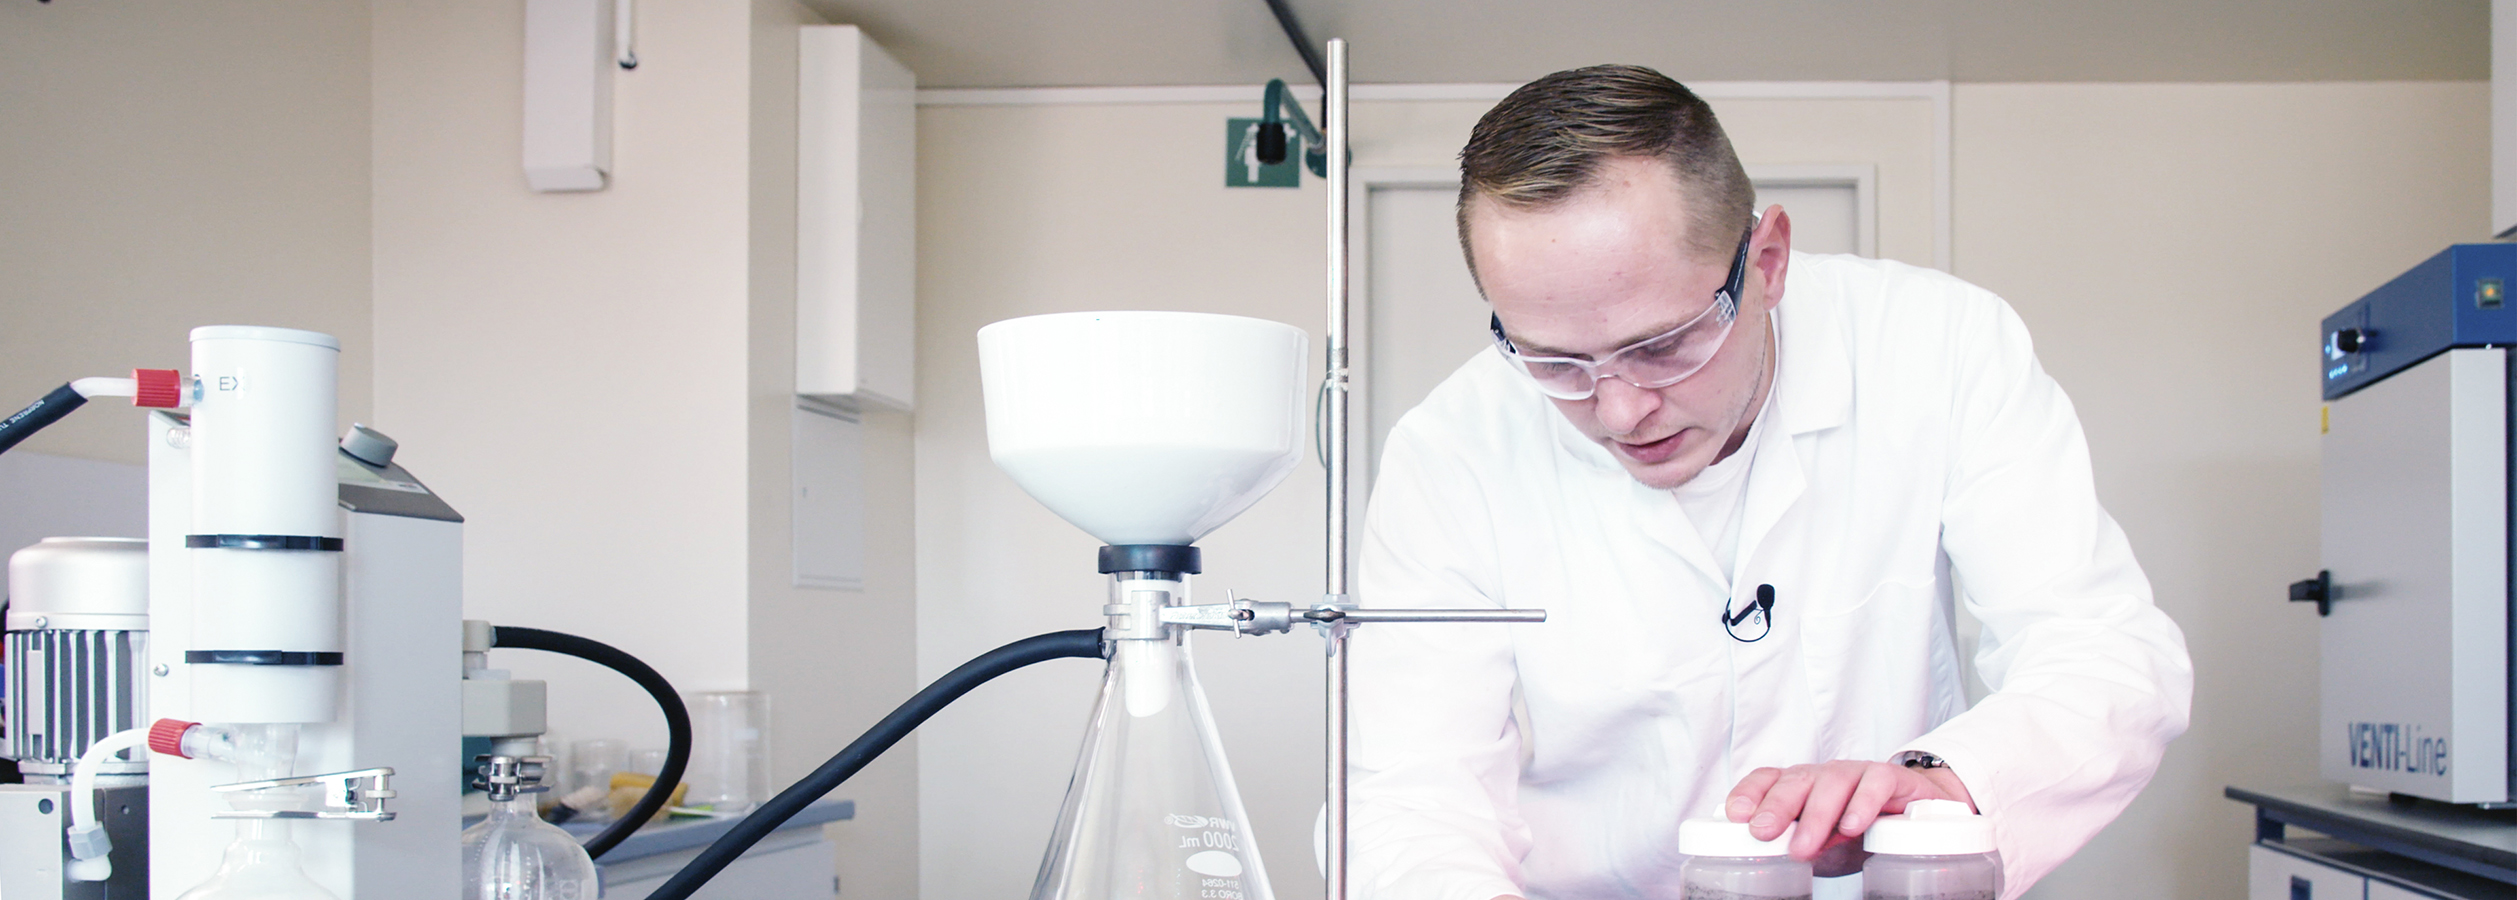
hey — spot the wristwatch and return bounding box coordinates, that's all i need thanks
[1893,750,1951,770]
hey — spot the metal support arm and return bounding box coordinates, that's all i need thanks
[210,767,398,821]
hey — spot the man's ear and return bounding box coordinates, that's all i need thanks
[1750,205,1792,310]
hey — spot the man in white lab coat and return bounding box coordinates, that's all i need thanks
[1347,65,2192,900]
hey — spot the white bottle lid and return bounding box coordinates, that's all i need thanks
[1862,799,1995,855]
[1677,818,1796,858]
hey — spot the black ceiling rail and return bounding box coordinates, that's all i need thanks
[1263,0,1329,113]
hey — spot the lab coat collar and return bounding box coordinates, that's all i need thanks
[1767,269,1853,439]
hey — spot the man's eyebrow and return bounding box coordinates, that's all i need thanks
[1511,319,1687,359]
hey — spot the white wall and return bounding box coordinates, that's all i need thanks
[0,1,372,465]
[1953,80,2491,900]
[0,452,147,559]
[372,1,917,894]
[372,0,756,747]
[743,10,926,898]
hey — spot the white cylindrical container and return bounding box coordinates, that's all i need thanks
[4,537,151,775]
[184,326,344,724]
[1860,799,2000,900]
[1677,818,1811,900]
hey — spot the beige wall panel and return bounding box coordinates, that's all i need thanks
[0,1,372,464]
[742,4,925,897]
[371,0,756,753]
[1952,80,2489,900]
[1347,94,1939,266]
[1717,97,1939,266]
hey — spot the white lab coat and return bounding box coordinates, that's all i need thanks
[1347,253,2193,900]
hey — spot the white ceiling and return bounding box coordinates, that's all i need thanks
[799,0,2487,89]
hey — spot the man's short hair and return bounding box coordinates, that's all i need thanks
[1456,64,1754,282]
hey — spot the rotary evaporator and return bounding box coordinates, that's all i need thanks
[0,36,1535,900]
[0,326,695,899]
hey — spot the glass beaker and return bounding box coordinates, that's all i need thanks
[688,691,772,814]
[1030,633,1272,900]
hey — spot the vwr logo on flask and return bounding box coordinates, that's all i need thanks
[2346,722,2449,776]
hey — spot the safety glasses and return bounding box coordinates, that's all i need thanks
[1489,222,1755,401]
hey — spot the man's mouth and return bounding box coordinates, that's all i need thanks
[1612,430,1684,465]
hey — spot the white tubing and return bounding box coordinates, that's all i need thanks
[66,726,150,881]
[69,377,136,399]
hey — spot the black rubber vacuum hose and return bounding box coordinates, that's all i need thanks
[0,384,87,456]
[490,625,692,860]
[644,628,1108,900]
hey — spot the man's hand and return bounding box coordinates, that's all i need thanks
[1724,760,1974,876]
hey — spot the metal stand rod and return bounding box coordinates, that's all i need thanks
[1326,622,1351,900]
[1322,35,1353,900]
[1310,608,1547,624]
[1322,47,1351,603]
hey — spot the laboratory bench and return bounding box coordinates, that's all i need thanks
[554,797,854,899]
[2227,784,2517,899]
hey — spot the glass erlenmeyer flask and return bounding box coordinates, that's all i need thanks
[1031,632,1273,900]
[462,755,600,900]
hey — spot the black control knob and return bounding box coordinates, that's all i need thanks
[2333,328,2367,354]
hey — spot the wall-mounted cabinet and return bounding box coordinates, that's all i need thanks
[798,25,916,408]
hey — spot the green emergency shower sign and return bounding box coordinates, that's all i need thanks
[1225,118,1300,188]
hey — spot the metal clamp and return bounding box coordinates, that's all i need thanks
[210,767,397,820]
[470,755,553,803]
[1311,593,1358,645]
[1157,597,1298,636]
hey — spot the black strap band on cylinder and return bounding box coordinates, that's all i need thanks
[184,650,344,666]
[1097,544,1201,575]
[185,534,345,551]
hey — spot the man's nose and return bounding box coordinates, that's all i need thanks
[1591,374,1661,435]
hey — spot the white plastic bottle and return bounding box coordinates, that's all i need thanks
[1859,799,2001,900]
[1678,818,1813,900]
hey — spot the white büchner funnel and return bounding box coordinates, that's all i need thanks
[978,311,1309,547]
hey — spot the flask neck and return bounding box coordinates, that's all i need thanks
[491,792,542,820]
[1104,572,1187,642]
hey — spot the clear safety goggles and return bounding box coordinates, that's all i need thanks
[1489,222,1754,401]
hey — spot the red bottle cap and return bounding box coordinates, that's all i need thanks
[133,369,183,408]
[148,718,199,758]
